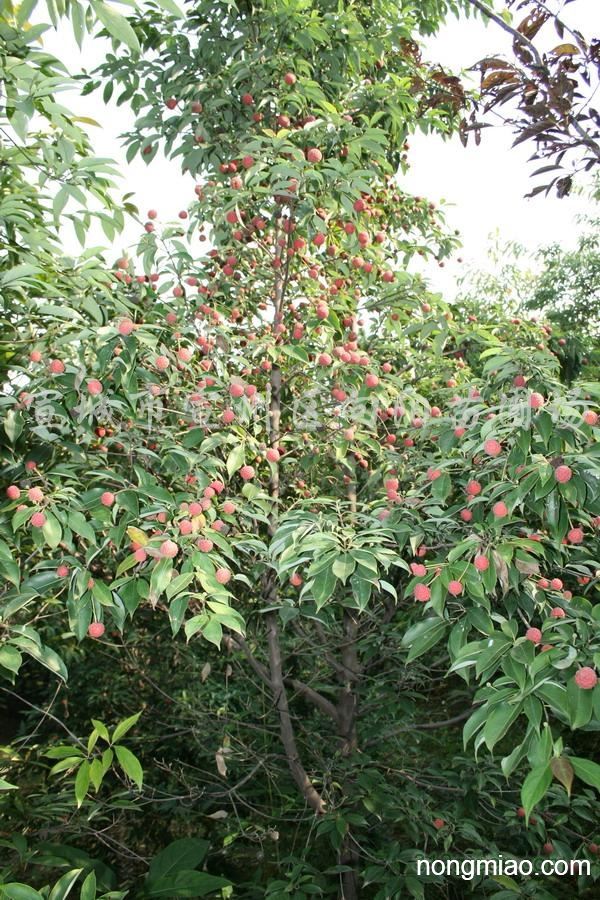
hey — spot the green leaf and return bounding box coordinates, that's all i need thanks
[226,443,245,478]
[402,618,447,662]
[148,838,209,882]
[115,744,143,789]
[145,871,231,898]
[569,756,600,792]
[331,554,355,582]
[20,640,68,682]
[311,565,337,608]
[567,676,594,729]
[91,1,140,52]
[483,702,522,752]
[0,645,23,675]
[74,760,90,808]
[112,711,142,743]
[0,886,44,900]
[150,558,173,599]
[79,871,97,900]
[154,0,184,16]
[520,764,552,819]
[0,777,18,790]
[4,409,23,443]
[42,513,63,549]
[48,868,84,900]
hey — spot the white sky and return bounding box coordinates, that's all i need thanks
[38,1,599,294]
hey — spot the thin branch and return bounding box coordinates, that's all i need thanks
[466,0,545,68]
[0,686,85,748]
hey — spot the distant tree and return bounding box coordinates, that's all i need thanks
[456,183,600,381]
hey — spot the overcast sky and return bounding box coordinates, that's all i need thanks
[39,1,598,294]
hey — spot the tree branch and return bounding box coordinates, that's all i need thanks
[466,0,544,68]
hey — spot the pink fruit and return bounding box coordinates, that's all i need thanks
[197,538,214,552]
[28,487,44,502]
[222,409,236,424]
[229,383,245,398]
[513,374,526,387]
[525,627,542,644]
[432,818,445,830]
[529,392,545,409]
[365,373,379,389]
[575,667,598,690]
[160,540,179,558]
[179,519,193,535]
[554,465,572,483]
[29,350,42,363]
[155,355,170,371]
[266,448,280,462]
[119,319,135,336]
[239,465,255,480]
[222,500,236,515]
[101,492,115,507]
[56,564,69,578]
[454,426,465,438]
[448,580,463,597]
[414,583,431,603]
[550,607,565,618]
[460,509,472,522]
[306,147,322,163]
[474,554,489,572]
[6,485,20,500]
[49,359,65,374]
[466,480,481,497]
[317,353,332,366]
[31,512,46,527]
[550,578,563,591]
[87,379,103,395]
[134,548,147,563]
[427,467,441,481]
[290,572,303,587]
[567,527,583,544]
[410,563,426,577]
[484,439,502,457]
[583,410,598,426]
[88,622,105,639]
[284,72,296,85]
[215,567,232,584]
[492,501,508,518]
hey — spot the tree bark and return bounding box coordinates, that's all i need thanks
[261,231,326,816]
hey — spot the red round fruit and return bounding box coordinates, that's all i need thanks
[160,540,179,558]
[525,627,542,644]
[555,465,572,483]
[88,622,105,639]
[414,583,431,603]
[575,667,598,690]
